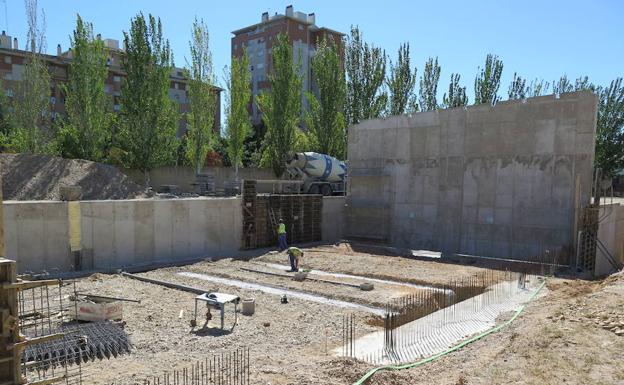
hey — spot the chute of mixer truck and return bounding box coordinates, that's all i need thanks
[284,152,346,195]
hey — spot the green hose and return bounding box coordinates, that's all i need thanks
[351,279,547,385]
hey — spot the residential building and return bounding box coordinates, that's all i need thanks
[231,5,344,126]
[0,31,221,136]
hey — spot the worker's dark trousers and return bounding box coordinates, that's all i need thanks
[278,234,287,251]
[288,254,298,272]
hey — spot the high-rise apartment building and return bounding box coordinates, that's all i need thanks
[0,31,221,136]
[231,5,344,126]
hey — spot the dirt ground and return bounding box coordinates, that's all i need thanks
[0,153,145,200]
[73,246,624,385]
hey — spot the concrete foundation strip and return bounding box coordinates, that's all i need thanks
[350,279,547,385]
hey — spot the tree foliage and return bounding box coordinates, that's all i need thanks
[345,26,387,125]
[57,15,113,161]
[256,33,302,177]
[526,79,550,97]
[507,72,527,100]
[225,49,252,178]
[474,54,503,105]
[8,0,52,153]
[418,57,441,111]
[305,37,346,158]
[552,75,573,94]
[118,13,178,182]
[386,43,416,116]
[595,78,624,177]
[0,82,12,139]
[442,73,468,108]
[185,17,217,174]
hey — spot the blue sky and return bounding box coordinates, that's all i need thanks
[3,0,623,101]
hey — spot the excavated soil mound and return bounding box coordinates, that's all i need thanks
[0,153,145,200]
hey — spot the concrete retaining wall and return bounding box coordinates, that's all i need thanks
[322,196,346,242]
[3,196,345,273]
[347,91,598,260]
[596,203,624,275]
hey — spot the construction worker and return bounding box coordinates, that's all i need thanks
[286,247,303,272]
[277,219,287,251]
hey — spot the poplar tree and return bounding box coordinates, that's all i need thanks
[595,78,624,177]
[508,72,527,100]
[345,26,387,125]
[118,13,178,185]
[474,54,503,105]
[552,74,573,94]
[305,37,346,158]
[526,79,550,97]
[256,33,302,177]
[386,43,416,116]
[442,73,468,108]
[9,0,51,153]
[185,17,217,174]
[57,15,112,161]
[225,50,252,180]
[418,57,441,111]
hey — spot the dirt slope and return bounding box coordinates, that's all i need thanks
[0,153,145,200]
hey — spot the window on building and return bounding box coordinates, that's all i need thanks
[50,96,56,105]
[3,56,11,64]
[106,58,111,66]
[298,24,304,30]
[6,89,13,98]
[4,73,12,80]
[113,104,120,112]
[250,65,254,71]
[257,62,264,69]
[113,75,120,83]
[234,43,238,50]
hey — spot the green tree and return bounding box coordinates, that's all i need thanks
[0,84,11,138]
[526,79,550,97]
[508,72,527,100]
[595,78,624,177]
[185,17,217,174]
[305,37,346,158]
[9,0,52,153]
[57,15,112,161]
[418,57,441,111]
[118,13,178,185]
[474,54,503,105]
[386,43,416,116]
[553,75,573,94]
[345,26,387,125]
[225,50,252,180]
[256,33,302,177]
[442,73,468,108]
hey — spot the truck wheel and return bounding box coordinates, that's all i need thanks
[308,185,320,194]
[321,184,332,196]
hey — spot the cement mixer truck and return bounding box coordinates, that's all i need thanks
[284,152,346,195]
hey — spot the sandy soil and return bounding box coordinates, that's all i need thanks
[257,243,498,287]
[72,248,624,385]
[0,153,145,200]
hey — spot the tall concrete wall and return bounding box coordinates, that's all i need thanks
[322,196,346,242]
[3,196,345,273]
[347,91,598,260]
[595,203,624,275]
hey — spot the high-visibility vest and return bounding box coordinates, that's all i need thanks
[287,247,303,257]
[278,223,286,234]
